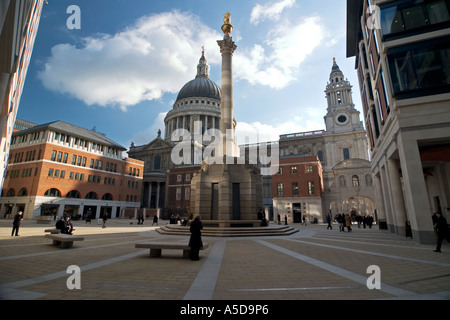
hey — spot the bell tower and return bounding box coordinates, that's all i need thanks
[324,58,363,134]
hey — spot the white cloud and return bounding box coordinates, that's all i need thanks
[129,112,167,146]
[234,16,325,89]
[38,10,222,111]
[250,0,296,25]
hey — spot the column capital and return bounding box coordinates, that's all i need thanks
[217,37,237,55]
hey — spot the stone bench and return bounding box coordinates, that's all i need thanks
[135,242,209,258]
[45,234,84,248]
[44,228,61,234]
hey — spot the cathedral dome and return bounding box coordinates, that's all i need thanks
[176,77,221,101]
[175,48,221,103]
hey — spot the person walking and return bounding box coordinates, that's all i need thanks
[284,215,288,225]
[11,211,23,236]
[189,215,203,261]
[326,213,332,230]
[345,213,352,232]
[302,216,307,226]
[433,212,449,253]
[102,213,107,228]
[277,214,281,225]
[152,214,158,226]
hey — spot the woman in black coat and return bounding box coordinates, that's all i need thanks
[189,216,203,261]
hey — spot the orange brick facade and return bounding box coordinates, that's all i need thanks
[0,121,143,220]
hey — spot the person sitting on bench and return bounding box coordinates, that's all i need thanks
[55,217,66,234]
[63,216,74,235]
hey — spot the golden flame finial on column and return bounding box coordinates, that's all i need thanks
[221,12,233,36]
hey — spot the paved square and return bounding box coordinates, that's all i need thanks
[1,219,449,303]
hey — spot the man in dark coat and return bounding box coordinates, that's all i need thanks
[189,216,203,261]
[11,211,23,236]
[434,212,449,253]
[55,217,66,233]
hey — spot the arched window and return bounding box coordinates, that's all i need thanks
[6,188,15,197]
[44,188,61,197]
[352,175,360,187]
[85,192,98,199]
[18,188,27,196]
[102,193,113,200]
[66,190,81,198]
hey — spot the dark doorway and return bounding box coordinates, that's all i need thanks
[211,183,218,220]
[232,183,241,220]
[293,203,302,223]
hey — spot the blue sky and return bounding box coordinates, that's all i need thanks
[18,0,362,149]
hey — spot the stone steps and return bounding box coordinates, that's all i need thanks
[156,224,299,237]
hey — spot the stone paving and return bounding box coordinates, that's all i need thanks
[0,218,449,304]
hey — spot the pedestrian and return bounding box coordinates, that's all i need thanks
[152,214,158,226]
[11,211,23,236]
[326,213,332,230]
[277,214,281,225]
[189,215,203,261]
[302,216,307,226]
[284,215,288,225]
[433,212,449,253]
[345,213,352,232]
[338,214,345,232]
[102,213,107,228]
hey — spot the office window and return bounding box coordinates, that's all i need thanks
[380,0,450,37]
[308,182,315,195]
[292,182,299,196]
[387,37,450,98]
[277,183,283,196]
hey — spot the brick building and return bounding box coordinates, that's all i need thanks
[272,155,323,223]
[0,120,143,220]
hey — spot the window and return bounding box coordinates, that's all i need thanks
[63,153,68,163]
[186,173,191,181]
[177,174,182,182]
[387,36,450,98]
[291,166,297,174]
[176,188,181,200]
[51,151,57,161]
[276,167,282,175]
[154,155,161,170]
[48,168,54,177]
[308,182,315,195]
[352,175,360,187]
[343,148,350,160]
[44,188,61,197]
[57,152,62,162]
[292,182,299,196]
[306,165,313,173]
[185,188,190,200]
[380,0,450,37]
[277,183,283,196]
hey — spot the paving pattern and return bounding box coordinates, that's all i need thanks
[1,219,449,304]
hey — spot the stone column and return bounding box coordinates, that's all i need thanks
[217,14,237,157]
[387,158,408,236]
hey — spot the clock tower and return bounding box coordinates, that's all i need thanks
[324,58,364,134]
